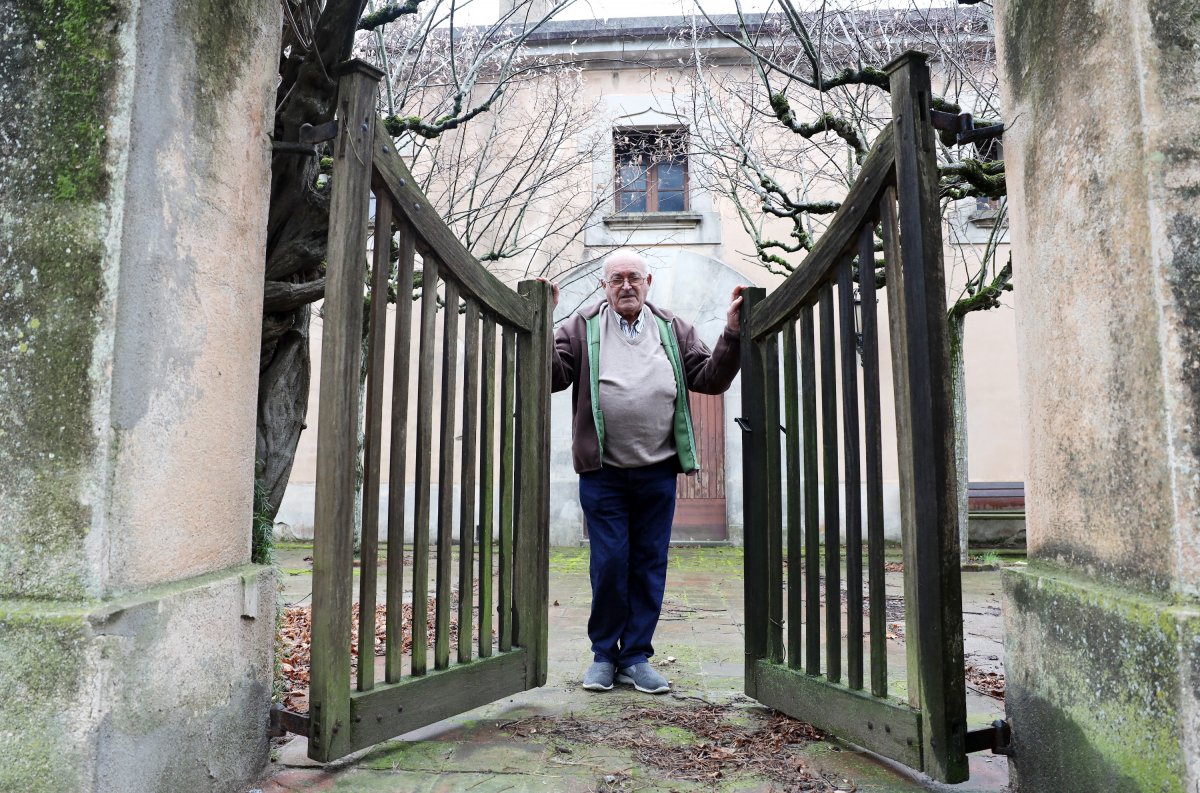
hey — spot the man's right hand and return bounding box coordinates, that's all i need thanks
[536,277,560,310]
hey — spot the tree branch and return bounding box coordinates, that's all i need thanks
[940,159,1006,199]
[264,277,326,312]
[768,96,868,160]
[949,258,1012,318]
[359,0,425,31]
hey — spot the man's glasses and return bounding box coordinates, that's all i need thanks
[602,273,645,287]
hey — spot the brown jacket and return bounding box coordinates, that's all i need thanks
[551,301,742,474]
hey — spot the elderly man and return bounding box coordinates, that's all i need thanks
[547,250,744,694]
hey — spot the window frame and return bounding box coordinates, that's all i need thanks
[613,127,690,214]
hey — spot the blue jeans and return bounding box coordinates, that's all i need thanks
[579,459,677,668]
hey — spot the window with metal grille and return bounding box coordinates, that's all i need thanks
[614,128,688,213]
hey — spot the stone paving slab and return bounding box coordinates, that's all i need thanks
[254,546,1010,793]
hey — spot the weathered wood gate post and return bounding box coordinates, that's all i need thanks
[309,60,385,762]
[885,51,968,783]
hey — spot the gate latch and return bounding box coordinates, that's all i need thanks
[964,719,1013,757]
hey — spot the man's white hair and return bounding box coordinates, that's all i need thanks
[602,249,649,274]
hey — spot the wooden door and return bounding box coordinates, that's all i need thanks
[673,391,727,542]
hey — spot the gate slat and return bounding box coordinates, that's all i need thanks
[818,283,841,684]
[498,327,517,652]
[800,306,821,677]
[459,300,480,665]
[478,314,497,658]
[763,332,784,665]
[386,220,416,684]
[782,325,803,670]
[435,279,460,671]
[357,188,393,693]
[411,258,440,677]
[837,256,864,691]
[860,221,888,698]
[514,280,551,687]
[740,288,769,699]
[880,186,915,707]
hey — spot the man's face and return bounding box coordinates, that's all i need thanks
[600,256,652,323]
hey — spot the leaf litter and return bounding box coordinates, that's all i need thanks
[505,702,853,791]
[278,599,468,714]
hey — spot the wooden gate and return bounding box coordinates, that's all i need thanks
[739,52,971,782]
[275,61,552,763]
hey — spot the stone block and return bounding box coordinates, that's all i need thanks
[1003,565,1200,793]
[0,564,277,793]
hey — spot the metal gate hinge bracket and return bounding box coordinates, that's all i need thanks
[300,120,340,144]
[268,704,311,738]
[928,109,1003,147]
[964,719,1013,757]
[270,121,340,158]
[735,417,752,433]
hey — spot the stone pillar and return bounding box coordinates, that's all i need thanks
[0,1,280,791]
[995,2,1200,791]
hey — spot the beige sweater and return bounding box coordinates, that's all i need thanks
[597,306,678,468]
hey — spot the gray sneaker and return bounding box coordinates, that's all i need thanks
[582,661,615,691]
[617,663,670,694]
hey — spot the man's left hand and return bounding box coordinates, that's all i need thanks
[726,285,747,334]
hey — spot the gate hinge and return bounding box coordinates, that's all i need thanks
[964,719,1013,757]
[268,704,310,738]
[300,120,340,144]
[270,121,341,158]
[929,109,1004,147]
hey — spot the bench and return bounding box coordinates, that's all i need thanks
[967,481,1025,547]
[967,481,1025,514]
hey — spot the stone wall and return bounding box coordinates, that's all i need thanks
[995,1,1200,789]
[0,1,281,790]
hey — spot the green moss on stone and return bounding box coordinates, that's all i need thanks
[0,608,91,793]
[1,0,123,204]
[360,738,455,770]
[0,1,123,600]
[654,725,699,746]
[1004,565,1197,792]
[184,0,261,139]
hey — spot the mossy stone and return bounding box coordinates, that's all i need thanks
[0,605,93,792]
[0,2,125,601]
[1004,565,1198,792]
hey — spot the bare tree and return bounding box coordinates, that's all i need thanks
[676,0,1009,561]
[257,0,592,546]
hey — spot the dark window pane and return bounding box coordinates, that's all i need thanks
[657,191,685,212]
[618,192,646,213]
[657,160,685,190]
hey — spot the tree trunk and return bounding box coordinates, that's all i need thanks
[255,0,370,522]
[948,312,970,564]
[256,303,313,519]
